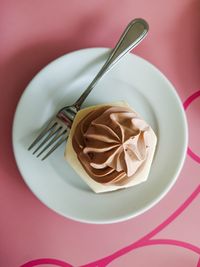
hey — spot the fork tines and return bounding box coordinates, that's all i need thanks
[28,117,69,160]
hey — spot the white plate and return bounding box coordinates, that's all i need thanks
[12,48,188,224]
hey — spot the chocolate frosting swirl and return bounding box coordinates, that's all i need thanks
[72,106,150,185]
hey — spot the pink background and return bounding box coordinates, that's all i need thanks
[0,0,200,266]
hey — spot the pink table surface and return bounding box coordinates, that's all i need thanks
[0,1,200,266]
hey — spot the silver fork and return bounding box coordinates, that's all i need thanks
[28,18,149,160]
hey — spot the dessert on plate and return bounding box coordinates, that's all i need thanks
[65,101,157,193]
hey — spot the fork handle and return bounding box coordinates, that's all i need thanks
[73,18,149,110]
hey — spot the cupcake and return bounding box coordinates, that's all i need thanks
[65,101,157,193]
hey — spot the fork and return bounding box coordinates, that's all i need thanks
[28,18,149,160]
